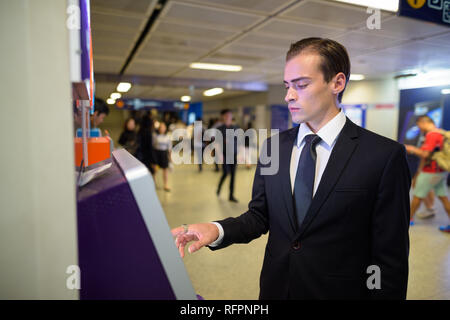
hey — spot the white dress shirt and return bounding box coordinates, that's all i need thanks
[210,109,347,247]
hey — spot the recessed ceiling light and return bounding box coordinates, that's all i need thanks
[190,62,242,72]
[203,88,224,97]
[106,98,116,105]
[117,82,132,92]
[110,92,121,99]
[333,0,398,12]
[181,95,191,102]
[350,74,365,81]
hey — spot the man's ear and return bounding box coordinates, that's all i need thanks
[333,72,347,95]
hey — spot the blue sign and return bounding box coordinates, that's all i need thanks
[119,98,187,111]
[398,0,450,27]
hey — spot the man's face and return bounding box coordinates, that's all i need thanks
[284,53,336,124]
[223,112,233,126]
[416,120,431,133]
[93,112,107,127]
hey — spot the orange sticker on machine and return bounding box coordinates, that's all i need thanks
[407,0,426,9]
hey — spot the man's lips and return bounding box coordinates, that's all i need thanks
[289,106,301,111]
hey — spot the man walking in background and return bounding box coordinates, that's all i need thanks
[405,115,450,232]
[216,109,239,203]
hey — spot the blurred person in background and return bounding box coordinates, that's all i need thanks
[209,117,222,172]
[118,117,138,156]
[153,122,172,192]
[136,111,156,175]
[193,118,206,172]
[405,115,450,232]
[216,109,239,202]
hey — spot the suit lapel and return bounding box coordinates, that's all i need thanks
[279,126,299,234]
[295,117,360,239]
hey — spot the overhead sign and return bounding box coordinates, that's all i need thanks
[398,0,450,27]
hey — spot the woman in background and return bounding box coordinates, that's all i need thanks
[153,122,172,192]
[118,117,137,156]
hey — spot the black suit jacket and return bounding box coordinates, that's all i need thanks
[210,118,411,299]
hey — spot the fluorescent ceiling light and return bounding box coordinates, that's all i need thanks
[190,62,242,72]
[333,0,398,12]
[117,82,132,92]
[181,95,191,102]
[442,89,450,95]
[203,88,224,97]
[350,74,365,81]
[110,92,121,99]
[106,98,116,105]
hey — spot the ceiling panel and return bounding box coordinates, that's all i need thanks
[334,31,402,52]
[255,18,345,40]
[160,1,263,31]
[151,21,236,41]
[91,12,145,33]
[233,32,295,50]
[421,31,450,48]
[175,0,295,15]
[280,0,383,29]
[93,57,123,73]
[92,0,155,16]
[125,61,183,76]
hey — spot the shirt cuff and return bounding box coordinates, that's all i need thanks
[208,222,224,247]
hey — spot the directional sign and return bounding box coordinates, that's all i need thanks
[399,0,450,27]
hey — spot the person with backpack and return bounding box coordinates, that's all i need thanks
[405,115,450,233]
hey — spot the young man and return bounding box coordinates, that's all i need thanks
[405,116,450,232]
[172,38,411,299]
[216,109,239,202]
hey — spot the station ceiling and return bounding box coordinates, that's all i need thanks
[91,0,450,102]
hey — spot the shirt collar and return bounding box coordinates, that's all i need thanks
[296,108,347,148]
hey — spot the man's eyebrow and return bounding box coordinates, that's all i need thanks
[283,76,311,84]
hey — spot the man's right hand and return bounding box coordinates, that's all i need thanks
[171,223,219,258]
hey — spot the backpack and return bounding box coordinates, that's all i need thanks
[431,129,450,172]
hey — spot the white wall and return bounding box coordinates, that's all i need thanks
[0,0,78,299]
[343,78,400,140]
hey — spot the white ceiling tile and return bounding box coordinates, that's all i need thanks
[91,12,144,33]
[280,0,373,29]
[125,61,183,76]
[152,21,235,41]
[91,0,155,16]
[255,18,345,40]
[174,0,295,15]
[161,1,263,31]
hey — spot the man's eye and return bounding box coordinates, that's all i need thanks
[294,83,308,89]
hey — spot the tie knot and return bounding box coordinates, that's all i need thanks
[304,134,321,146]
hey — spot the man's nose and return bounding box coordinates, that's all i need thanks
[285,87,297,104]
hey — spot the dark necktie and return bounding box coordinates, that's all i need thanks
[293,134,322,228]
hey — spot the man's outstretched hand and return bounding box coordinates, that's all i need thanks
[171,223,219,258]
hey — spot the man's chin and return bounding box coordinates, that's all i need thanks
[292,115,308,124]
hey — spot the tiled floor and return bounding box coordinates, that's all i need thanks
[156,163,450,300]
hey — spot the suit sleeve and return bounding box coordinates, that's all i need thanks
[209,140,271,251]
[370,144,411,299]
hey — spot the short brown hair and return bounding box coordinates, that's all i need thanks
[416,115,434,125]
[286,38,351,103]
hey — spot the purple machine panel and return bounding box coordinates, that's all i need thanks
[77,150,194,299]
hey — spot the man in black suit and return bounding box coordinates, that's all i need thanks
[172,38,411,299]
[216,109,239,202]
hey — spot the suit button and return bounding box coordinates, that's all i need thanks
[292,241,301,250]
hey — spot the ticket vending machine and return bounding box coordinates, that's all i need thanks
[77,149,197,299]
